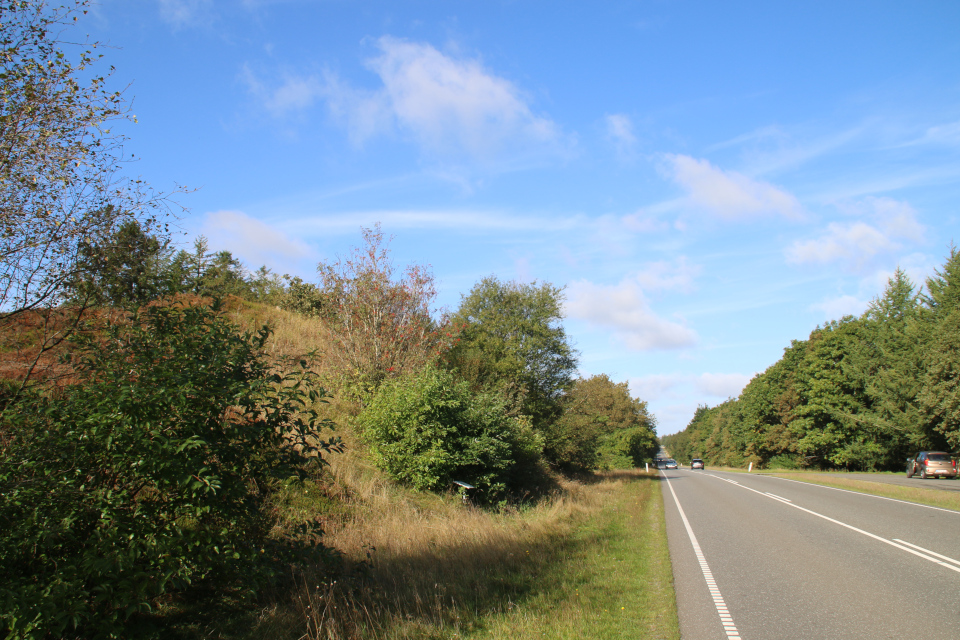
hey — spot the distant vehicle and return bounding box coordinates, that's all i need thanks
[691,459,704,470]
[664,459,678,469]
[906,452,957,479]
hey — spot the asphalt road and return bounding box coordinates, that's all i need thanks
[661,468,960,639]
[758,471,960,493]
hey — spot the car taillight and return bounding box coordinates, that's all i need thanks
[924,459,930,466]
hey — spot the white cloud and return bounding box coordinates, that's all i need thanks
[635,257,700,293]
[664,154,803,220]
[629,374,685,402]
[364,37,561,157]
[628,372,753,402]
[565,275,697,351]
[786,197,925,270]
[695,372,752,398]
[246,37,566,163]
[201,210,314,272]
[787,222,894,267]
[809,294,868,319]
[605,114,636,156]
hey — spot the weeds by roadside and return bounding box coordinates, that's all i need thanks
[239,466,678,640]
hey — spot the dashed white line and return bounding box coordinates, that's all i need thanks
[663,472,742,639]
[704,471,960,575]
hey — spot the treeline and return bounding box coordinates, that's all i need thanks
[663,250,960,471]
[0,4,658,635]
[3,221,659,637]
[71,221,661,489]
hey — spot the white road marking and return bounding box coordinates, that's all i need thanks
[764,492,791,502]
[765,474,960,515]
[892,539,960,567]
[702,472,960,575]
[662,471,742,639]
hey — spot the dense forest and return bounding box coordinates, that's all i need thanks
[663,252,960,471]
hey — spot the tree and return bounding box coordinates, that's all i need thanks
[924,246,960,320]
[68,216,173,308]
[357,365,543,501]
[446,276,578,464]
[0,1,173,319]
[919,311,960,451]
[847,268,927,460]
[315,224,447,399]
[552,374,657,470]
[0,301,341,638]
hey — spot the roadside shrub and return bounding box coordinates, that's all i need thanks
[0,301,341,639]
[357,366,542,501]
[766,453,802,470]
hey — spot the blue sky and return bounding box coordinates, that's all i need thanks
[85,0,960,434]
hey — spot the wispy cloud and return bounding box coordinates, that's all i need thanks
[663,154,804,220]
[605,113,637,157]
[157,0,214,28]
[201,210,315,272]
[628,372,753,402]
[695,372,753,398]
[282,209,586,235]
[922,120,960,146]
[786,197,925,271]
[565,269,699,351]
[243,36,568,164]
[809,294,868,319]
[634,256,700,293]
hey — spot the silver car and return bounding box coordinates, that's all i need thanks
[906,451,957,479]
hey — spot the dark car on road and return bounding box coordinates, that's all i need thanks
[691,459,704,470]
[906,451,957,479]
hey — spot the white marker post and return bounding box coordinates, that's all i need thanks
[645,463,649,472]
[748,462,753,472]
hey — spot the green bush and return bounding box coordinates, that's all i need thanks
[357,366,542,501]
[0,301,341,639]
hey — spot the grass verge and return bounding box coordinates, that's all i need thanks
[245,466,679,640]
[470,471,678,640]
[762,472,960,512]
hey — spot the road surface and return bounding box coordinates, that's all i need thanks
[759,470,960,493]
[661,468,960,639]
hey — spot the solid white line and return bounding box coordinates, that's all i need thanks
[704,472,960,575]
[765,474,960,515]
[892,539,960,567]
[662,471,742,639]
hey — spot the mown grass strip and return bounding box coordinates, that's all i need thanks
[765,473,960,512]
[469,473,678,640]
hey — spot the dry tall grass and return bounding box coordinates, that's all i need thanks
[252,455,659,640]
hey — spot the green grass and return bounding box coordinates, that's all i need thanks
[231,470,680,640]
[467,474,679,640]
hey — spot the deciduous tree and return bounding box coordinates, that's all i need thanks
[0,1,173,318]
